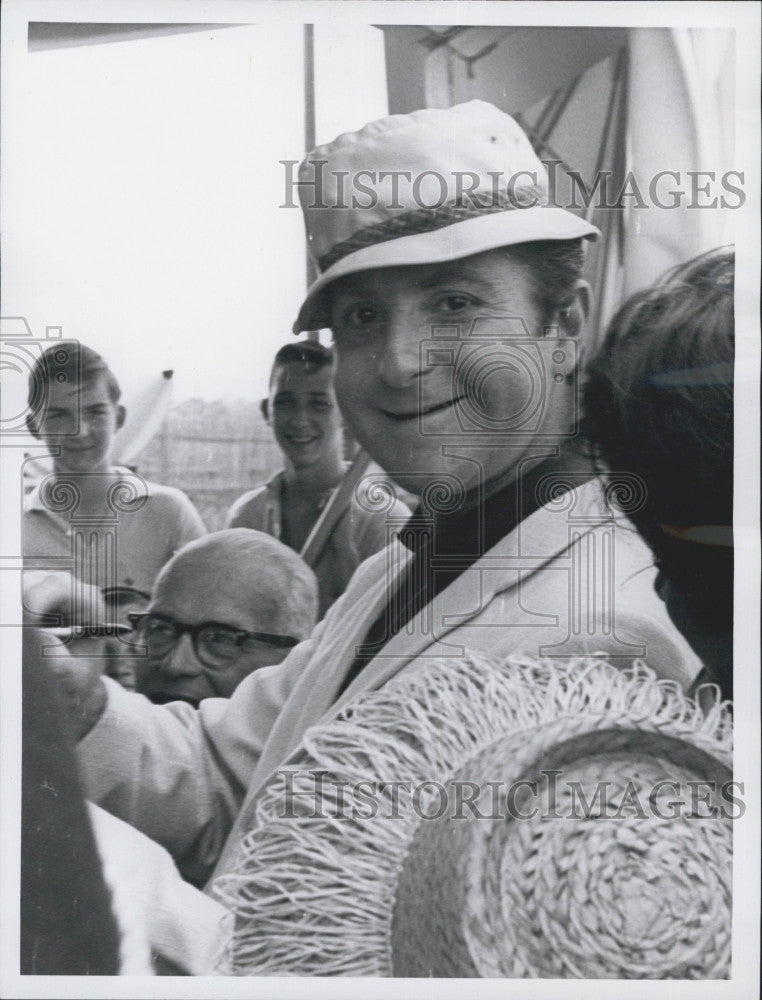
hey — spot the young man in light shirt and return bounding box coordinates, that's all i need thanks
[23,342,205,623]
[226,341,410,616]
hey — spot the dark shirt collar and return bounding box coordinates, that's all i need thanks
[401,449,595,558]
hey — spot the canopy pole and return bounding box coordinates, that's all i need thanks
[303,24,320,341]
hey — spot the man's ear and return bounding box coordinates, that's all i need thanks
[115,405,127,431]
[557,280,591,338]
[260,398,269,422]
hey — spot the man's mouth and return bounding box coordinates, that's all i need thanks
[287,435,318,444]
[147,691,201,708]
[381,396,465,421]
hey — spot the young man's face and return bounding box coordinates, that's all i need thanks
[267,362,343,474]
[328,250,580,495]
[37,373,123,474]
[132,558,296,707]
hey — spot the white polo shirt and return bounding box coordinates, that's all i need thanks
[24,468,206,596]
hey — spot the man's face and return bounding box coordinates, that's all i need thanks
[37,373,123,474]
[267,362,343,473]
[132,562,294,706]
[328,250,578,494]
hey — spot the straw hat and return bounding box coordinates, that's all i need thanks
[293,100,600,332]
[214,654,733,978]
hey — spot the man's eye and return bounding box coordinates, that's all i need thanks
[145,619,175,639]
[311,400,331,412]
[342,304,378,327]
[438,295,474,313]
[202,628,238,647]
[205,629,229,642]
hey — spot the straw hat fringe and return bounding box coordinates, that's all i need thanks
[214,654,731,977]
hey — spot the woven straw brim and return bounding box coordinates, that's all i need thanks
[391,725,732,979]
[214,654,732,978]
[293,207,600,332]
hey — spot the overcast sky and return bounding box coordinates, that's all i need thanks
[3,23,387,403]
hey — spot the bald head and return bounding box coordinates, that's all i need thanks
[134,530,319,706]
[153,529,318,641]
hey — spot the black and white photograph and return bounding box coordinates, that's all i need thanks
[0,1,759,995]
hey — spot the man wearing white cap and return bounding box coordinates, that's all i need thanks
[69,102,700,888]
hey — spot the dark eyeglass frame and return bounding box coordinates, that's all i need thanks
[102,586,152,607]
[127,612,299,669]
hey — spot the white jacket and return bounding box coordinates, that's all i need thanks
[78,480,700,886]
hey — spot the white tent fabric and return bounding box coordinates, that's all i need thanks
[624,28,735,295]
[381,26,736,333]
[111,371,174,466]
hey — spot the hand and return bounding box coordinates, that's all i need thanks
[23,571,107,629]
[23,629,108,742]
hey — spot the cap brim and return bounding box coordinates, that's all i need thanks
[294,207,600,333]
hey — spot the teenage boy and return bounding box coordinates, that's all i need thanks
[226,341,410,615]
[24,343,205,620]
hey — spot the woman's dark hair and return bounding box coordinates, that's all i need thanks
[582,247,734,624]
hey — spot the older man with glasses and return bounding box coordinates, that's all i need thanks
[126,529,317,708]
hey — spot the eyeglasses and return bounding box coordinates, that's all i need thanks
[127,613,299,670]
[103,586,152,608]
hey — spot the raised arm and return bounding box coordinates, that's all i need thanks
[74,631,319,885]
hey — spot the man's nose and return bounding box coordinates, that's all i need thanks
[377,316,426,389]
[77,414,96,439]
[156,633,204,678]
[289,403,314,426]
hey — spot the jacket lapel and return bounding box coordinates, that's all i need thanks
[220,479,608,879]
[333,479,606,709]
[250,539,411,778]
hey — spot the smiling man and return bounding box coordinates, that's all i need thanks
[23,343,206,620]
[327,250,584,495]
[70,103,702,895]
[226,342,409,615]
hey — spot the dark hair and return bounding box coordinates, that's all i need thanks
[582,247,734,623]
[269,340,333,387]
[508,238,586,322]
[27,342,121,428]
